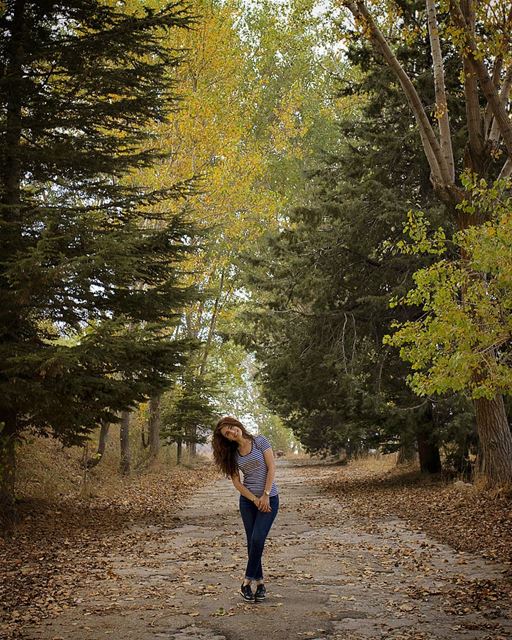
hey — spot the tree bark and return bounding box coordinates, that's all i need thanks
[148,393,161,462]
[85,421,110,469]
[120,411,131,476]
[176,437,182,465]
[450,1,512,159]
[474,395,512,487]
[416,436,441,473]
[416,429,442,473]
[0,414,17,528]
[426,0,455,181]
[498,157,512,180]
[460,0,485,171]
[414,402,442,473]
[488,66,512,144]
[483,54,503,135]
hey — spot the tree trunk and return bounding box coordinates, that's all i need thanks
[187,436,196,459]
[176,437,182,465]
[415,402,442,474]
[199,267,225,377]
[345,0,512,489]
[148,393,161,462]
[416,429,442,473]
[450,1,512,159]
[474,395,512,488]
[0,414,17,528]
[85,421,110,469]
[426,0,454,181]
[397,441,417,465]
[120,411,131,476]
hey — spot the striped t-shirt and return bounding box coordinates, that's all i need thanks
[237,434,278,497]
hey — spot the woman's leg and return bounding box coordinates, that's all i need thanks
[245,495,279,581]
[238,496,258,581]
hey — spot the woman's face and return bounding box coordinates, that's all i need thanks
[220,424,242,441]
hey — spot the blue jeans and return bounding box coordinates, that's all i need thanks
[239,494,279,581]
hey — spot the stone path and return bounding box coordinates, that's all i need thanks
[22,461,511,640]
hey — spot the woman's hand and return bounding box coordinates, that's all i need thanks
[258,494,271,512]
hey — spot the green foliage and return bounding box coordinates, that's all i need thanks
[238,177,426,455]
[255,411,296,453]
[0,1,199,445]
[390,211,447,258]
[238,0,345,204]
[163,0,347,446]
[161,375,218,446]
[386,177,512,400]
[237,5,474,457]
[195,334,298,451]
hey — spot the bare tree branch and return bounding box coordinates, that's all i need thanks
[484,55,503,134]
[489,66,512,143]
[498,157,512,180]
[199,266,225,377]
[460,0,485,164]
[341,313,348,374]
[350,312,357,374]
[426,0,455,181]
[343,1,454,190]
[450,0,512,160]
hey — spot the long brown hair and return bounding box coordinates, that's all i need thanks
[212,416,254,477]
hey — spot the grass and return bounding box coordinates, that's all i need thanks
[14,426,200,505]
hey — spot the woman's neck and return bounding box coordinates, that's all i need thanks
[237,436,251,452]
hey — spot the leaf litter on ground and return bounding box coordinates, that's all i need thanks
[295,456,512,627]
[0,461,220,639]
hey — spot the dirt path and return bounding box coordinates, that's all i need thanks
[22,461,511,640]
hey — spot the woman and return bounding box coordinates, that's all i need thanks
[212,416,279,603]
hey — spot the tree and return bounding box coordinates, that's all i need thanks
[161,374,217,462]
[147,393,163,462]
[84,420,110,469]
[386,176,512,484]
[340,0,512,487]
[138,0,345,456]
[0,0,198,521]
[238,4,482,468]
[120,411,131,477]
[128,0,285,454]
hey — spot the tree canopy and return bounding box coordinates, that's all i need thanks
[2,0,512,522]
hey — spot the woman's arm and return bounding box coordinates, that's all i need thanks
[257,448,276,512]
[262,448,276,494]
[230,470,259,505]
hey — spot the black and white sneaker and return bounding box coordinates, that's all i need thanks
[254,584,266,602]
[240,583,254,601]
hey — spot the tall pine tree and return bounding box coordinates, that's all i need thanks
[0,0,198,521]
